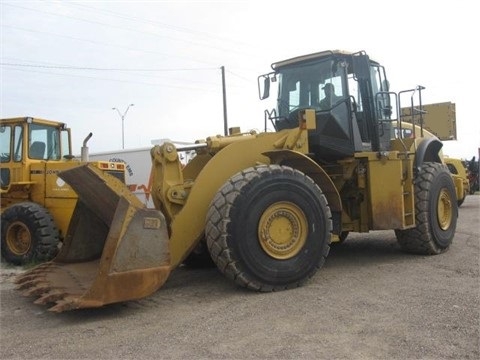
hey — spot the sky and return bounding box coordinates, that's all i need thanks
[1,0,479,160]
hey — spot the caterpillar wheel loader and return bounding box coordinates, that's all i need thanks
[15,50,457,312]
[0,117,126,265]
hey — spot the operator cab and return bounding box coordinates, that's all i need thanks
[259,50,392,161]
[0,117,72,188]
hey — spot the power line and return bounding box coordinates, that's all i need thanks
[2,4,259,90]
[4,67,222,92]
[3,3,256,57]
[62,1,253,49]
[0,62,217,72]
[2,24,268,78]
[2,9,265,79]
[3,66,245,93]
[1,61,245,88]
[226,69,253,83]
[1,24,216,66]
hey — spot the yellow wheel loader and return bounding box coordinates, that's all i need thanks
[0,117,126,265]
[444,157,469,206]
[15,50,458,312]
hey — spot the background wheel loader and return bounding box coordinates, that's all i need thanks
[444,157,469,206]
[15,50,458,312]
[0,117,126,265]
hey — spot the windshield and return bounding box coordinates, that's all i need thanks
[29,123,61,160]
[277,58,347,119]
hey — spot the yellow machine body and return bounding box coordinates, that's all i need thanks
[17,112,438,311]
[15,51,458,312]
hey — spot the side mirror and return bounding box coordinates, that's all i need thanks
[258,72,275,100]
[263,76,270,99]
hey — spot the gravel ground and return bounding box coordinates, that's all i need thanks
[1,195,479,360]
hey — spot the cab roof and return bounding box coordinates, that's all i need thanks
[0,117,67,128]
[271,49,379,70]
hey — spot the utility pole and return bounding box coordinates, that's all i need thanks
[221,66,228,136]
[112,104,134,149]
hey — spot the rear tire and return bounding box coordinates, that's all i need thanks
[395,162,457,255]
[1,202,60,265]
[205,165,332,291]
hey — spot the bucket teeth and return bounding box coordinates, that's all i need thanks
[19,280,77,311]
[14,263,55,284]
[34,291,68,305]
[48,300,78,313]
[19,282,51,296]
[13,265,73,311]
[15,274,44,285]
[15,278,46,290]
[17,278,77,312]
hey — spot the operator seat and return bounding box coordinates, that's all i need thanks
[29,141,46,159]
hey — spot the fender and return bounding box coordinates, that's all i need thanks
[263,149,342,214]
[414,137,443,171]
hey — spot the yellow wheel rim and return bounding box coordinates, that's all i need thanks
[437,188,453,230]
[258,201,307,260]
[6,221,32,256]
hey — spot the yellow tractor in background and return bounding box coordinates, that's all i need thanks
[444,157,469,206]
[16,50,458,312]
[0,117,126,265]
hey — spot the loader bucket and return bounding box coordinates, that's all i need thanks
[15,164,171,312]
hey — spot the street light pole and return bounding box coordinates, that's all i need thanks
[112,104,134,149]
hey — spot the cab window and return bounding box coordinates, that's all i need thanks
[0,125,11,162]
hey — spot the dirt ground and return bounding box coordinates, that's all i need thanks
[1,195,479,360]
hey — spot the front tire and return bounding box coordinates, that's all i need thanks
[1,202,60,265]
[395,162,457,255]
[205,165,332,291]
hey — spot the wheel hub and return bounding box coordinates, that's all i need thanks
[437,188,453,230]
[6,222,32,256]
[258,202,307,260]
